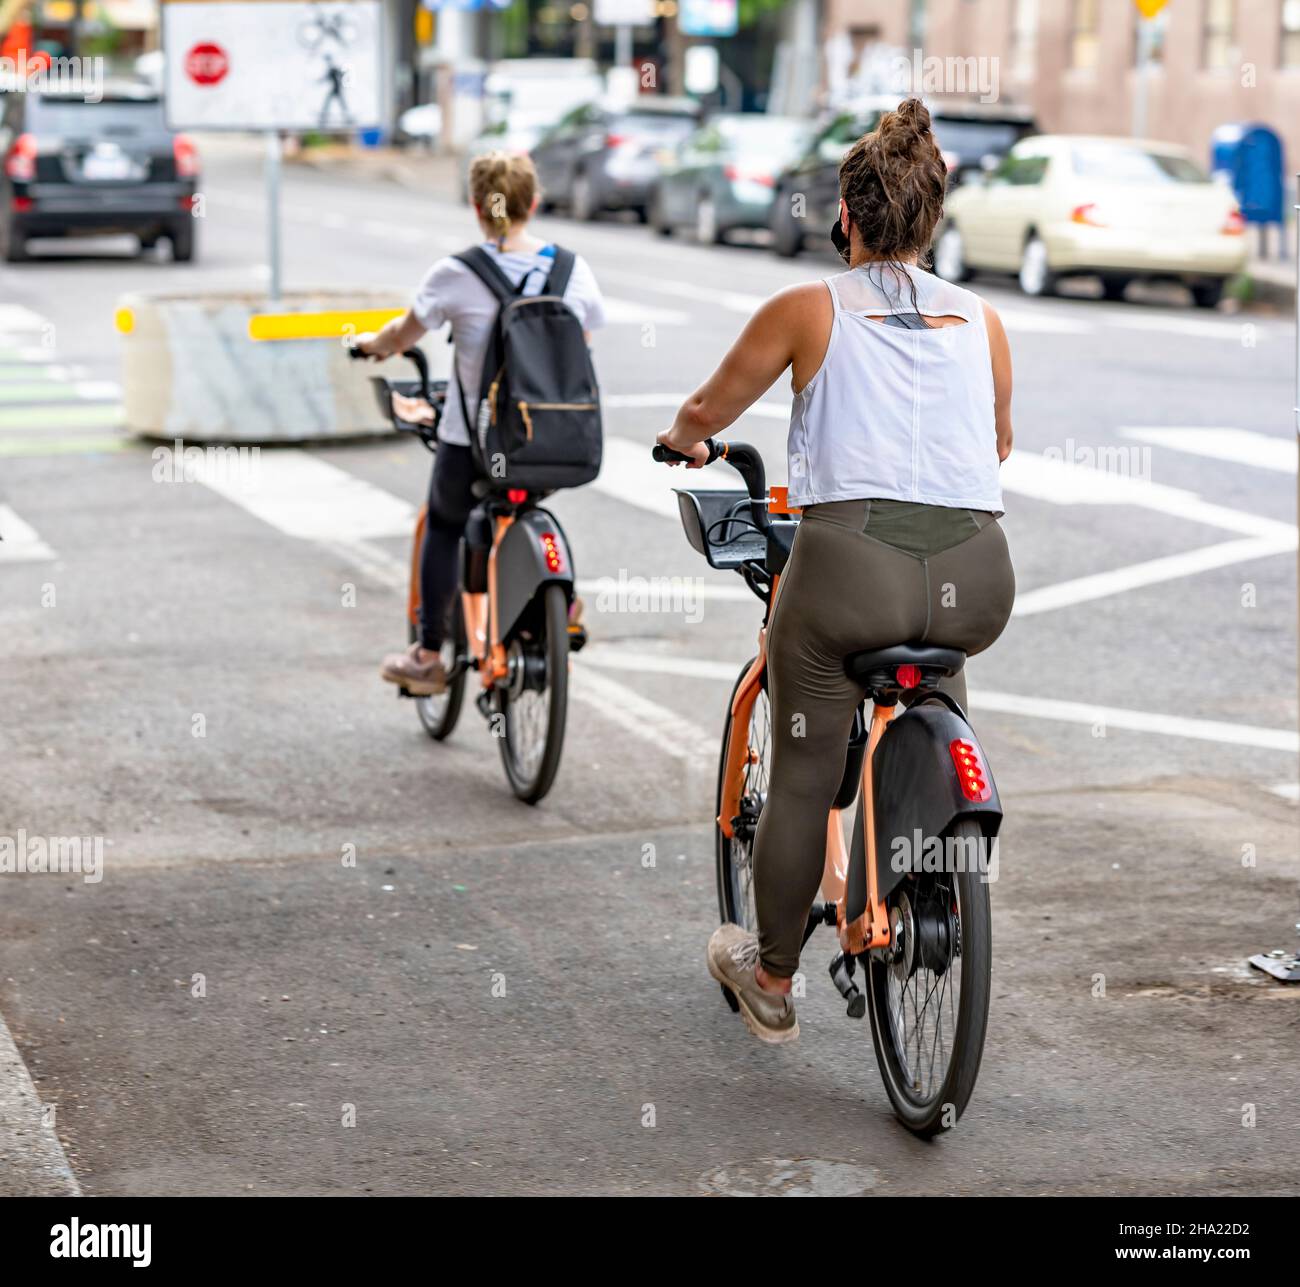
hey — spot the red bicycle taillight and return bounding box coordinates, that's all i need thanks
[539,531,563,574]
[896,664,921,689]
[950,738,991,802]
[173,133,200,178]
[506,488,528,504]
[5,133,36,182]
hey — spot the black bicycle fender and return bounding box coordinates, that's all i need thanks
[495,508,574,639]
[872,699,1002,903]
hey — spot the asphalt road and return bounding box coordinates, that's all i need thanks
[0,139,1296,1196]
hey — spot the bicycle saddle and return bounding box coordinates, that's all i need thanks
[845,643,966,682]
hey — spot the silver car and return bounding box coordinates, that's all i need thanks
[650,114,815,244]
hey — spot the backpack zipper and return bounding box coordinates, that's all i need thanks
[517,400,597,440]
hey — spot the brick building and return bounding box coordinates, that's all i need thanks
[826,0,1300,171]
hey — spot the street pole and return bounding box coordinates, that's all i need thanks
[615,24,632,77]
[265,130,282,306]
[1132,15,1152,138]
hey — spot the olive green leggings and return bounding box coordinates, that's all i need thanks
[754,499,1016,978]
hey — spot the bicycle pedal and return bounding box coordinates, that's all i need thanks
[566,624,588,653]
[828,951,865,1020]
[396,686,415,701]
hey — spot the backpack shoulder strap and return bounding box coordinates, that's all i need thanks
[453,246,516,305]
[543,246,576,299]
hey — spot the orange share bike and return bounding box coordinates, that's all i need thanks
[655,439,1002,1136]
[362,347,584,804]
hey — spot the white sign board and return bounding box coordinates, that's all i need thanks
[593,0,655,25]
[161,1,383,132]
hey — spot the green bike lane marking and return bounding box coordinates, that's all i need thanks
[0,403,123,429]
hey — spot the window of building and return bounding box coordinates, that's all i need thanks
[1011,0,1038,79]
[1283,0,1300,68]
[1069,0,1100,71]
[1202,0,1236,70]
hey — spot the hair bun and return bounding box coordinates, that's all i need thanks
[877,97,933,157]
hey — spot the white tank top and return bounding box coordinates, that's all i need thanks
[786,263,1003,512]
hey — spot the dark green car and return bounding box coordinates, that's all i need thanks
[768,102,1036,258]
[648,114,814,245]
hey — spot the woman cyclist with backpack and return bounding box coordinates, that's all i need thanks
[356,151,606,695]
[655,99,1016,1043]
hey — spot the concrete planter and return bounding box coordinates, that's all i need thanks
[116,290,440,443]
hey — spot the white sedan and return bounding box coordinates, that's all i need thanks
[934,134,1249,307]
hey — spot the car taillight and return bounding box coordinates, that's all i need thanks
[950,739,992,803]
[605,133,628,149]
[11,195,32,212]
[1071,202,1105,227]
[723,164,774,187]
[5,133,36,182]
[1221,209,1245,235]
[539,531,564,574]
[173,133,200,178]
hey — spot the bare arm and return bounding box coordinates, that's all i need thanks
[983,301,1013,462]
[355,309,427,360]
[657,283,829,466]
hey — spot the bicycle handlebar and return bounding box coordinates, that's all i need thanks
[347,343,435,404]
[652,439,771,534]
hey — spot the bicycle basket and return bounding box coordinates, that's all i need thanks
[674,489,767,571]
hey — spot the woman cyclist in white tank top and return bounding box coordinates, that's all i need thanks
[656,99,1016,1044]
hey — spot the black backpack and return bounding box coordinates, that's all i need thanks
[452,245,602,492]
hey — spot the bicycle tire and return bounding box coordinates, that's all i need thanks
[409,596,467,742]
[715,658,771,934]
[498,583,569,804]
[865,817,992,1137]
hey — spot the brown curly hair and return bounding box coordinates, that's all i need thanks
[837,97,947,266]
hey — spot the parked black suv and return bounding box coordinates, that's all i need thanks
[0,82,200,263]
[769,100,1036,258]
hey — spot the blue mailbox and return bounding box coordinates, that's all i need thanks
[1209,122,1284,225]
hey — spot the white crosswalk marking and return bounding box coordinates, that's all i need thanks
[0,504,55,561]
[1121,426,1297,474]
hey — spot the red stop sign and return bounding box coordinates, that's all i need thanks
[184,42,228,86]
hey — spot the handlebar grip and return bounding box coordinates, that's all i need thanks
[652,438,720,465]
[346,342,366,360]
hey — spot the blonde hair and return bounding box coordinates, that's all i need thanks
[468,151,539,248]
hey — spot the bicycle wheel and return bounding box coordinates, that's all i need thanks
[865,817,992,1137]
[410,596,467,741]
[715,659,771,933]
[497,583,569,804]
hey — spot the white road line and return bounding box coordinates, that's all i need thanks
[0,504,55,562]
[0,1010,80,1195]
[0,304,47,333]
[1267,781,1299,802]
[569,662,717,763]
[191,448,414,541]
[1107,312,1264,342]
[604,393,787,419]
[600,298,691,327]
[1121,426,1297,475]
[1012,533,1297,616]
[597,268,768,315]
[984,307,1094,335]
[578,646,1299,754]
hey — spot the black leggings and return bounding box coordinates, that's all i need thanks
[418,443,479,650]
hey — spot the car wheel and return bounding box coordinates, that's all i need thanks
[770,189,802,258]
[934,223,970,281]
[1190,279,1225,309]
[1100,274,1130,302]
[650,189,673,237]
[696,195,721,245]
[169,220,196,263]
[571,171,595,222]
[2,217,28,263]
[1018,234,1056,297]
